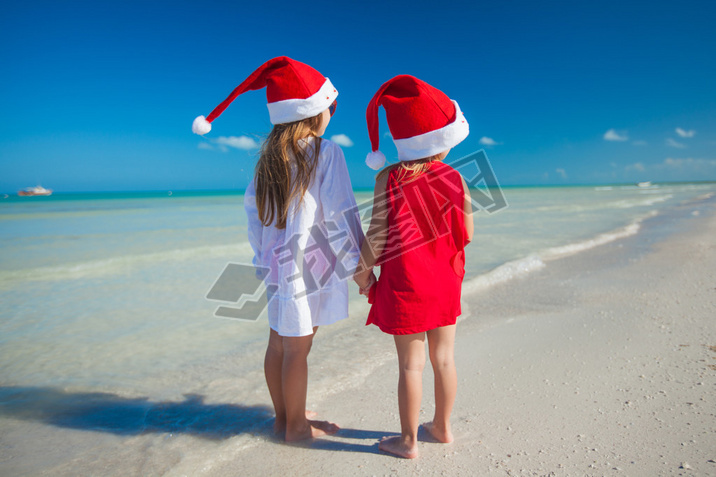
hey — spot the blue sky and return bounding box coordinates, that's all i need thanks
[1,0,714,193]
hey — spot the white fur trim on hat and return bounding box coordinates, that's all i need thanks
[267,78,338,125]
[393,101,469,161]
[366,150,387,170]
[192,115,212,135]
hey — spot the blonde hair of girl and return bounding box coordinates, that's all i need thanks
[375,153,445,184]
[254,113,324,229]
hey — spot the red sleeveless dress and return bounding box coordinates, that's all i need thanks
[366,161,469,335]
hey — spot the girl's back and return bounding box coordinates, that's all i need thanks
[246,136,361,337]
[367,161,468,335]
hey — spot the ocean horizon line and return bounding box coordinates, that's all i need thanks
[3,180,716,199]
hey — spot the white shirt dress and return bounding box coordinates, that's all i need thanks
[244,138,363,337]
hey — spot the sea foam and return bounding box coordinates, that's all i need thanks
[462,211,655,296]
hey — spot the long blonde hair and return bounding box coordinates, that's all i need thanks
[255,114,323,229]
[376,154,443,184]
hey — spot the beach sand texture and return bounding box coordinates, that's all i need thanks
[1,195,715,476]
[204,200,715,476]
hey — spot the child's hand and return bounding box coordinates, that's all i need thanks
[358,272,376,296]
[353,265,372,289]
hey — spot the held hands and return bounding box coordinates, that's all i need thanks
[358,272,377,297]
[354,258,377,298]
[354,265,377,298]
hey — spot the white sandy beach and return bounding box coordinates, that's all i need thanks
[191,200,716,475]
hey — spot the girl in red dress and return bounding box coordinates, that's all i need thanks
[355,75,473,459]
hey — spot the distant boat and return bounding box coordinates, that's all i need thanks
[636,181,652,188]
[18,185,52,196]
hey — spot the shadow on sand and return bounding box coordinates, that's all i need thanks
[0,386,389,453]
[0,385,274,440]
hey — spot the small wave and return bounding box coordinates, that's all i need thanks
[462,211,656,296]
[606,194,672,209]
[0,243,254,286]
[462,255,546,294]
[540,218,647,261]
[531,194,671,213]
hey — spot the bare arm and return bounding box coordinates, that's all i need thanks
[354,171,391,288]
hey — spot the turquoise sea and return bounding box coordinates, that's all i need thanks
[1,182,715,472]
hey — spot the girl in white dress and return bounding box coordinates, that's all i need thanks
[193,57,362,441]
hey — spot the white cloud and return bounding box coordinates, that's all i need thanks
[675,127,696,138]
[604,129,628,141]
[555,168,567,179]
[330,134,354,147]
[632,140,647,146]
[199,136,261,153]
[383,131,393,139]
[214,136,260,150]
[197,136,261,152]
[666,138,686,149]
[479,136,501,146]
[625,162,646,172]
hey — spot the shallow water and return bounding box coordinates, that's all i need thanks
[2,184,715,390]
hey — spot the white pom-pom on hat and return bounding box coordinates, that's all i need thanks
[192,116,212,135]
[366,150,386,170]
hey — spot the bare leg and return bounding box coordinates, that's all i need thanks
[424,324,456,443]
[264,328,286,435]
[379,332,425,459]
[265,328,325,437]
[282,328,339,442]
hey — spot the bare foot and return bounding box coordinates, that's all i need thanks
[273,420,285,436]
[274,410,319,436]
[285,419,340,442]
[378,436,419,459]
[423,421,454,443]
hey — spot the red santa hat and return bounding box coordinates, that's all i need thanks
[365,75,469,170]
[192,56,338,135]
